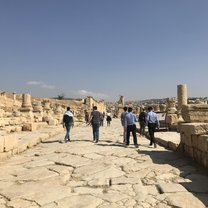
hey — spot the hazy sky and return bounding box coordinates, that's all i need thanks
[0,0,208,102]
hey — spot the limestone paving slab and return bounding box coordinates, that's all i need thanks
[55,195,103,208]
[14,166,59,182]
[109,184,136,197]
[0,119,207,207]
[54,154,92,168]
[165,192,205,208]
[157,182,188,193]
[22,158,55,169]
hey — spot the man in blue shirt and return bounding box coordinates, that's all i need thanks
[124,107,138,148]
[146,106,160,148]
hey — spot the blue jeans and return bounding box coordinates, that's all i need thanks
[92,123,100,141]
[65,123,72,140]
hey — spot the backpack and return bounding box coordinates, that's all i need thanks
[139,112,146,122]
[63,114,73,123]
[106,115,112,121]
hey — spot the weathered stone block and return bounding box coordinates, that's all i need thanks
[0,118,9,127]
[12,148,18,155]
[20,117,27,123]
[27,136,41,148]
[9,118,19,126]
[168,141,178,151]
[182,104,208,122]
[0,151,12,161]
[22,122,38,131]
[39,133,49,142]
[165,192,205,208]
[184,135,192,147]
[157,183,187,193]
[184,145,194,158]
[165,114,178,124]
[0,120,5,127]
[179,123,208,135]
[34,122,48,130]
[17,142,28,153]
[4,134,18,152]
[193,149,202,163]
[15,126,22,132]
[48,119,58,126]
[198,135,208,152]
[2,126,20,133]
[201,152,208,168]
[191,135,199,148]
[180,133,186,143]
[156,137,168,147]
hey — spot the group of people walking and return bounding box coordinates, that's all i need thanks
[62,106,112,143]
[62,105,160,148]
[121,106,160,148]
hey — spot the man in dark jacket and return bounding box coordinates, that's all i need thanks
[138,108,147,136]
[89,106,101,143]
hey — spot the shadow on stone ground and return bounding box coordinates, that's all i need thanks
[139,149,208,206]
[41,140,61,143]
[96,140,125,148]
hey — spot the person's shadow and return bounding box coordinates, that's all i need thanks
[96,139,125,147]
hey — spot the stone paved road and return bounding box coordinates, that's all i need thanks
[0,119,208,208]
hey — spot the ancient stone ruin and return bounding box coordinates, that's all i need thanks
[167,84,208,169]
[2,85,208,169]
[0,91,106,160]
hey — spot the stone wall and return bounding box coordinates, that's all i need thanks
[0,91,107,160]
[181,104,208,123]
[84,96,106,113]
[0,92,106,127]
[179,122,208,168]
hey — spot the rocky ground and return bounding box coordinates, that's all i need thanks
[0,119,207,208]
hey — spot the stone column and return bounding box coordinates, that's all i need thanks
[13,92,16,106]
[20,93,33,121]
[165,97,178,130]
[21,93,32,109]
[0,92,6,107]
[177,84,187,114]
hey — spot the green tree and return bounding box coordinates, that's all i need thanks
[57,93,65,100]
